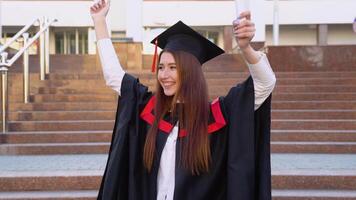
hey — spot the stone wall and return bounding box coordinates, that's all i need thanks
[112,42,143,70]
[267,45,356,71]
[143,45,356,72]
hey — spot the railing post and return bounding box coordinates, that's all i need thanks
[23,33,30,104]
[45,17,50,75]
[39,16,45,80]
[0,52,8,133]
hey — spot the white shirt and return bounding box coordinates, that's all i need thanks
[97,38,276,200]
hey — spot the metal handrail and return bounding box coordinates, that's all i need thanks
[0,53,8,133]
[0,19,57,67]
[0,18,39,53]
[0,16,57,133]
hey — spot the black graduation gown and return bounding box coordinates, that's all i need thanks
[97,73,272,200]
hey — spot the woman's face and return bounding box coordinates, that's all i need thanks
[157,52,179,96]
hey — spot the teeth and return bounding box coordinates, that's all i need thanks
[163,83,174,87]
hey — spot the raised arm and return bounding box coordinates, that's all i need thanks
[91,0,110,40]
[233,11,276,110]
[90,0,125,95]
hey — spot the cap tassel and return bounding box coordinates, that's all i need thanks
[151,39,158,73]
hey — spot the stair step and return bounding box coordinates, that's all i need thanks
[271,130,356,142]
[10,79,107,89]
[30,94,118,102]
[10,110,354,121]
[8,94,117,103]
[8,73,92,81]
[206,78,356,85]
[271,119,356,130]
[13,93,356,103]
[8,120,115,131]
[10,93,355,103]
[276,77,356,85]
[46,73,104,80]
[31,85,356,93]
[274,85,356,93]
[3,190,356,200]
[32,87,356,96]
[0,168,355,191]
[0,131,112,144]
[0,143,110,155]
[272,141,356,153]
[8,101,356,111]
[210,86,356,93]
[273,72,356,79]
[11,71,356,81]
[272,189,356,200]
[13,77,356,86]
[26,84,356,95]
[9,111,116,121]
[272,93,356,101]
[2,141,356,155]
[1,153,355,192]
[7,119,356,131]
[273,170,356,190]
[272,110,356,119]
[33,87,114,95]
[9,102,117,111]
[0,190,97,200]
[0,171,102,191]
[1,130,355,144]
[215,86,351,94]
[272,101,356,110]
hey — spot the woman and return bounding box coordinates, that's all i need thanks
[91,0,276,200]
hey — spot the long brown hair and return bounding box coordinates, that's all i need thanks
[143,50,211,175]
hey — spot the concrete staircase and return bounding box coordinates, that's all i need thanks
[0,54,355,199]
[1,71,356,155]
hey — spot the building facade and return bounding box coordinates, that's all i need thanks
[1,0,355,55]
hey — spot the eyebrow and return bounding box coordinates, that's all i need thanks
[158,63,176,65]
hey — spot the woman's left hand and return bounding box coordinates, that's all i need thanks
[233,11,255,50]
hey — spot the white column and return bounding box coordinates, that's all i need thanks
[81,34,85,54]
[235,0,265,42]
[75,29,79,54]
[250,0,265,42]
[0,1,2,42]
[64,32,67,54]
[126,0,143,42]
[108,0,126,33]
[88,27,96,55]
[317,24,328,45]
[235,0,250,17]
[49,31,56,54]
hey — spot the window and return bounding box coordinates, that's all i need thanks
[54,29,88,54]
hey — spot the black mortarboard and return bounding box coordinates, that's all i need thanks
[150,21,225,72]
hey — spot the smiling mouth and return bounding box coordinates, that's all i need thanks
[162,83,175,87]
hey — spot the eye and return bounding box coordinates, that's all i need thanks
[158,65,163,70]
[170,65,177,70]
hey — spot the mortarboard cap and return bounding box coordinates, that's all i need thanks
[150,21,225,72]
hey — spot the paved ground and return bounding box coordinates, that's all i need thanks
[0,154,106,173]
[0,154,356,174]
[272,154,356,170]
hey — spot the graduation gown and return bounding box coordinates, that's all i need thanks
[97,73,272,200]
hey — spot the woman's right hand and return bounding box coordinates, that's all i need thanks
[90,0,110,22]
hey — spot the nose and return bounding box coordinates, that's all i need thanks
[160,67,169,78]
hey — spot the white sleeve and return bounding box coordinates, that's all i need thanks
[246,52,276,110]
[97,38,125,95]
